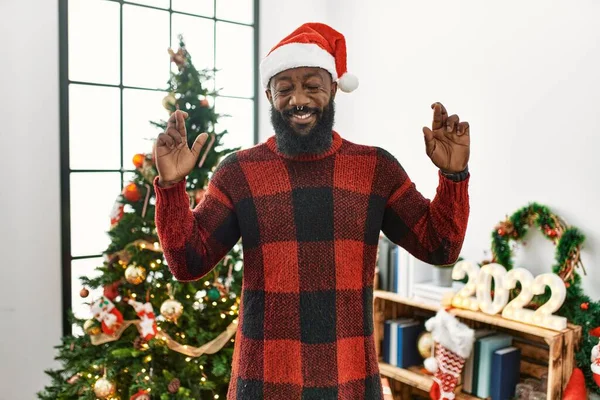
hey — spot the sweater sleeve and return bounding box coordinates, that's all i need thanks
[378,148,470,266]
[153,161,241,282]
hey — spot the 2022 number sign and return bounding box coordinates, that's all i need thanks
[451,260,567,331]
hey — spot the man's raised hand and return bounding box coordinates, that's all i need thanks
[155,110,208,187]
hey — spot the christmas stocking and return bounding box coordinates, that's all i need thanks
[128,298,158,341]
[91,296,124,335]
[423,309,474,400]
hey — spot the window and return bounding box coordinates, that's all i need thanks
[59,0,258,335]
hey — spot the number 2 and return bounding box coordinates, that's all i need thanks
[451,260,480,311]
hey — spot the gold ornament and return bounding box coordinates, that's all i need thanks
[162,93,177,112]
[84,319,101,336]
[125,264,147,285]
[417,332,434,359]
[160,298,183,323]
[94,377,116,398]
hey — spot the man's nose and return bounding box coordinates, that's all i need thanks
[289,88,310,107]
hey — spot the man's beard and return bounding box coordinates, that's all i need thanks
[270,99,335,156]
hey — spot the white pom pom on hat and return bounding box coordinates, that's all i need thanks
[260,22,359,93]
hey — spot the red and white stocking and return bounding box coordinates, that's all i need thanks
[91,296,123,335]
[128,299,157,341]
[423,309,474,400]
[428,343,466,400]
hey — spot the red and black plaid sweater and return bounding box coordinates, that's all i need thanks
[154,131,470,400]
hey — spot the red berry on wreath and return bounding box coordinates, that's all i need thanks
[581,302,589,311]
[132,153,145,168]
[123,183,141,202]
[200,98,209,107]
[497,228,505,236]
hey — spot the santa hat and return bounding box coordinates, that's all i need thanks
[260,22,359,93]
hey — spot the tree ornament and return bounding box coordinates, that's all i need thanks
[93,376,116,399]
[199,98,209,107]
[80,287,89,298]
[417,332,434,359]
[132,153,145,169]
[103,280,121,301]
[168,378,181,393]
[125,264,147,285]
[83,319,101,336]
[161,283,183,323]
[128,298,157,340]
[123,183,141,202]
[581,302,590,311]
[130,389,150,400]
[207,287,221,301]
[91,296,124,335]
[162,92,177,114]
[109,198,125,227]
[161,298,183,323]
[168,47,187,70]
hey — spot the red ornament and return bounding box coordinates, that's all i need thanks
[132,153,145,168]
[130,389,150,400]
[103,281,121,301]
[80,288,89,298]
[123,183,141,202]
[581,302,589,310]
[565,282,571,288]
[497,228,505,236]
[545,228,558,238]
[200,98,210,107]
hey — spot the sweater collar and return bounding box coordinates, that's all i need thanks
[266,131,343,161]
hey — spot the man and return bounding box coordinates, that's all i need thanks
[154,22,470,400]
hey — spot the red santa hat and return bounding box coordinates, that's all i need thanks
[260,22,359,93]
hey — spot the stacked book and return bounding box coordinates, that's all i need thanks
[411,280,465,306]
[462,330,521,400]
[381,318,424,368]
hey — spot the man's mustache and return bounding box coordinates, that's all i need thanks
[281,106,321,118]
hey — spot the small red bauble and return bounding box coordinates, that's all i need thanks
[123,183,141,202]
[581,302,589,311]
[132,153,145,168]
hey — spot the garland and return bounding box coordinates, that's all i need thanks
[491,202,586,290]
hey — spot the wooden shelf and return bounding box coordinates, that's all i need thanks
[374,290,576,341]
[373,290,582,399]
[378,362,482,400]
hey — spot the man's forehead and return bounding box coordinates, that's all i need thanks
[271,67,331,82]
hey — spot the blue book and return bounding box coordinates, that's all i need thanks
[490,347,521,400]
[462,329,495,393]
[396,320,423,368]
[382,318,411,365]
[475,334,513,398]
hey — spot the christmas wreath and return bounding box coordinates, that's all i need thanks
[490,202,600,393]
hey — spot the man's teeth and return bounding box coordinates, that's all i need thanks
[294,113,311,119]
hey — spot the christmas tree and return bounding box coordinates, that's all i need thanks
[38,36,244,400]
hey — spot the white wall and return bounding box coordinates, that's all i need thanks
[0,1,62,399]
[261,0,600,300]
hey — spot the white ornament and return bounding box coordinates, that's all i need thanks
[424,357,439,373]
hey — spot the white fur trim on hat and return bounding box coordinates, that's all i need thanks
[425,309,475,359]
[593,362,600,375]
[338,72,359,93]
[260,43,337,89]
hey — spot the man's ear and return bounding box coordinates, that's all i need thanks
[265,89,273,103]
[331,81,338,100]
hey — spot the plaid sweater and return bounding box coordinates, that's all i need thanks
[154,131,470,400]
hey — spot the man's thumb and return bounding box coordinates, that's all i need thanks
[191,132,208,156]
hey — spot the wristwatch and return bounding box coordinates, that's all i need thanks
[441,165,469,182]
